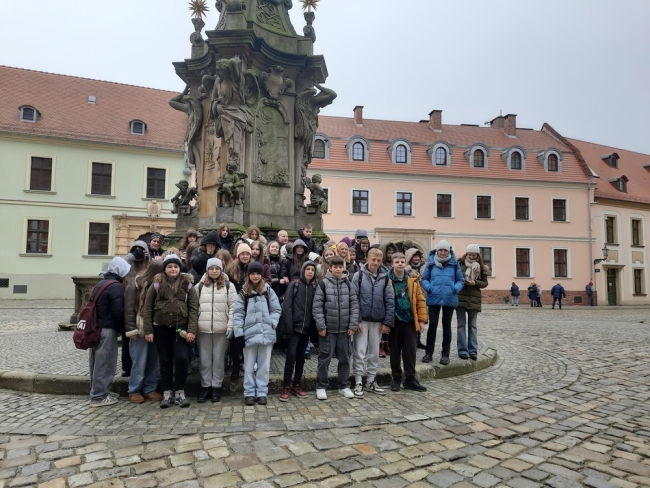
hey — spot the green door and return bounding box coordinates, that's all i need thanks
[607,269,617,306]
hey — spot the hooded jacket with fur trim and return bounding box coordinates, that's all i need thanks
[142,273,199,335]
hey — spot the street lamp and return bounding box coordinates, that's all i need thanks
[593,245,609,265]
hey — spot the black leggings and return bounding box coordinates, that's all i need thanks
[425,305,454,357]
[283,333,310,386]
[154,325,191,392]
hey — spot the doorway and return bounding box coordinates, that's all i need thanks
[606,268,618,306]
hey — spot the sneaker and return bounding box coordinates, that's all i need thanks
[459,354,469,360]
[403,378,427,392]
[159,390,172,409]
[280,386,291,402]
[440,355,450,365]
[257,396,267,405]
[175,390,190,408]
[292,383,308,399]
[244,396,256,406]
[316,389,327,400]
[109,391,120,399]
[339,388,355,399]
[353,384,364,397]
[422,354,433,363]
[90,396,118,407]
[390,379,400,392]
[365,381,386,395]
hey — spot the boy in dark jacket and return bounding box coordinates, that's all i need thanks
[279,261,317,401]
[89,257,131,407]
[313,256,359,401]
[298,223,318,254]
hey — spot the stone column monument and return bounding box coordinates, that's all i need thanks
[170,0,336,236]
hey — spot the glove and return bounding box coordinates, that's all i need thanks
[226,328,233,339]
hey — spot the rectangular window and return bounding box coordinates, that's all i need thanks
[91,162,112,196]
[396,192,412,216]
[552,199,567,222]
[29,157,53,191]
[515,197,529,220]
[26,219,49,254]
[479,247,492,274]
[88,223,110,255]
[605,216,616,244]
[634,269,643,295]
[352,190,369,214]
[146,168,166,199]
[436,194,452,218]
[554,249,568,278]
[515,248,530,278]
[632,219,641,246]
[476,195,492,219]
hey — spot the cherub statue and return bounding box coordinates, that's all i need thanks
[218,162,248,206]
[303,174,328,213]
[171,180,198,214]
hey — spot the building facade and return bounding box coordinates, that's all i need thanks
[0,67,186,299]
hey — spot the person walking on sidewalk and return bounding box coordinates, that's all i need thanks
[421,240,464,366]
[456,244,489,361]
[351,248,395,396]
[551,281,566,310]
[510,282,520,306]
[388,253,428,392]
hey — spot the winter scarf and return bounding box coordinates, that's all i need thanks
[464,256,482,281]
[434,253,451,269]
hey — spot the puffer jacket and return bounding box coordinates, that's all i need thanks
[124,278,154,338]
[281,262,317,335]
[233,283,281,347]
[421,250,465,307]
[527,285,539,300]
[457,263,489,312]
[511,285,520,297]
[94,273,126,332]
[142,273,199,335]
[551,285,566,299]
[352,264,395,326]
[313,270,359,334]
[197,276,238,334]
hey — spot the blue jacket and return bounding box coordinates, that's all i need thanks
[352,264,395,326]
[510,285,520,297]
[233,284,282,347]
[551,285,566,299]
[421,251,465,307]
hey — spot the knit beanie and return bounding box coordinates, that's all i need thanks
[150,233,163,242]
[403,240,415,249]
[466,244,480,254]
[247,262,264,276]
[237,243,252,258]
[163,253,182,270]
[435,239,451,251]
[206,258,223,271]
[339,236,353,247]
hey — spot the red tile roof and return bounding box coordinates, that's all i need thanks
[0,66,186,151]
[568,138,650,205]
[312,116,592,184]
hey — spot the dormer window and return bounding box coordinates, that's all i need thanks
[474,150,485,167]
[396,145,407,163]
[312,133,330,160]
[389,139,413,164]
[346,136,370,162]
[503,146,527,170]
[130,120,146,135]
[20,106,38,123]
[602,153,619,168]
[429,141,452,167]
[511,152,522,169]
[609,176,628,193]
[465,144,490,168]
[548,154,558,172]
[353,142,364,161]
[537,148,563,172]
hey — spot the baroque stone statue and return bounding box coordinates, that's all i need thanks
[169,86,204,172]
[303,174,328,213]
[171,180,199,215]
[218,161,248,206]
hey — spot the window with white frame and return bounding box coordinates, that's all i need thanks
[476,195,492,219]
[552,199,567,222]
[396,192,413,216]
[479,246,494,276]
[515,248,531,278]
[88,222,110,256]
[605,216,617,244]
[28,156,54,191]
[634,269,644,295]
[631,219,643,246]
[352,189,369,214]
[25,219,51,254]
[538,149,563,172]
[20,106,38,122]
[395,145,407,164]
[436,193,453,218]
[389,139,412,164]
[515,197,530,221]
[130,120,146,135]
[146,167,167,199]
[347,136,370,162]
[553,248,569,278]
[90,162,113,196]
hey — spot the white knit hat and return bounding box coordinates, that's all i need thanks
[435,239,450,251]
[206,258,223,271]
[466,244,480,254]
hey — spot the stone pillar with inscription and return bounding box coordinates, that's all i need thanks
[171,0,335,234]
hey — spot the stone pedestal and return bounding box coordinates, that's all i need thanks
[58,276,102,331]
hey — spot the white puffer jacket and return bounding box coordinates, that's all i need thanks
[197,277,238,334]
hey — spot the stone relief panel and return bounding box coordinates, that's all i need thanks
[254,101,290,186]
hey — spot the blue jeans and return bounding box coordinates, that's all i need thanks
[243,344,273,398]
[456,306,478,357]
[127,336,159,395]
[511,296,519,305]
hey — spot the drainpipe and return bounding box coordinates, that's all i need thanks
[587,182,595,303]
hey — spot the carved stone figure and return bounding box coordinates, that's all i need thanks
[218,161,248,206]
[303,174,327,213]
[169,86,204,172]
[171,180,199,215]
[209,57,259,167]
[261,66,293,100]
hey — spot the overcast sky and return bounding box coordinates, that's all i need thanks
[1,0,648,154]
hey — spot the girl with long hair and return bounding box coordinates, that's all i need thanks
[456,245,489,361]
[179,228,198,260]
[265,240,284,299]
[318,247,335,280]
[250,240,272,285]
[280,239,309,283]
[226,243,252,379]
[244,225,267,245]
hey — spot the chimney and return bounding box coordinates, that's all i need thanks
[353,106,364,126]
[429,110,442,131]
[504,114,517,137]
[490,115,505,128]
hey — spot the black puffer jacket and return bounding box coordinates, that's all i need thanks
[298,231,317,254]
[280,239,309,281]
[281,262,317,335]
[191,231,222,278]
[94,273,126,332]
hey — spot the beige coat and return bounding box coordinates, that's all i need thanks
[197,277,237,334]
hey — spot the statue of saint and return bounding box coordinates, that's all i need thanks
[169,86,204,172]
[303,174,328,213]
[171,180,199,214]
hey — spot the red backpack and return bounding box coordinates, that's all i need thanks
[73,280,119,350]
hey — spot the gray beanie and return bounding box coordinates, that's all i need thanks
[466,244,480,254]
[435,239,451,251]
[206,257,223,271]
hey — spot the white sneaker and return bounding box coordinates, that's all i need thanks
[365,381,386,395]
[353,384,364,397]
[339,388,355,399]
[90,396,118,407]
[109,391,120,399]
[316,388,327,400]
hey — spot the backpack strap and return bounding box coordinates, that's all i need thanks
[198,282,203,296]
[91,280,119,302]
[153,282,159,293]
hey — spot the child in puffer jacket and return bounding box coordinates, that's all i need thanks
[233,262,282,406]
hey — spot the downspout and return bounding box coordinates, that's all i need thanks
[587,182,594,301]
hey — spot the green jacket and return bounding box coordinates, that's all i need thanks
[457,263,489,312]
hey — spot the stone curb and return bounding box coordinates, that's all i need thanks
[0,346,497,397]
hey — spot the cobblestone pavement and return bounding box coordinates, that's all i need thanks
[0,306,649,487]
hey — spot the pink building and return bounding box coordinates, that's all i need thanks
[308,108,595,304]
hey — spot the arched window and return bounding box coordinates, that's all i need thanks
[435,147,447,166]
[313,139,326,159]
[20,106,38,122]
[473,150,485,168]
[353,142,365,161]
[395,145,407,164]
[548,154,558,172]
[511,152,522,170]
[130,120,146,135]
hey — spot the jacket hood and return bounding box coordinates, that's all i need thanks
[200,231,222,248]
[301,260,317,282]
[405,247,422,264]
[129,240,149,253]
[355,229,368,239]
[107,257,131,278]
[153,272,194,286]
[292,239,308,255]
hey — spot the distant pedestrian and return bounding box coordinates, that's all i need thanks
[536,284,543,307]
[510,282,520,306]
[456,244,489,361]
[551,281,566,310]
[527,282,539,307]
[586,281,594,306]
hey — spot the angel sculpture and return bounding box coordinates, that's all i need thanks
[169,86,204,171]
[171,180,199,215]
[218,162,248,206]
[303,174,328,213]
